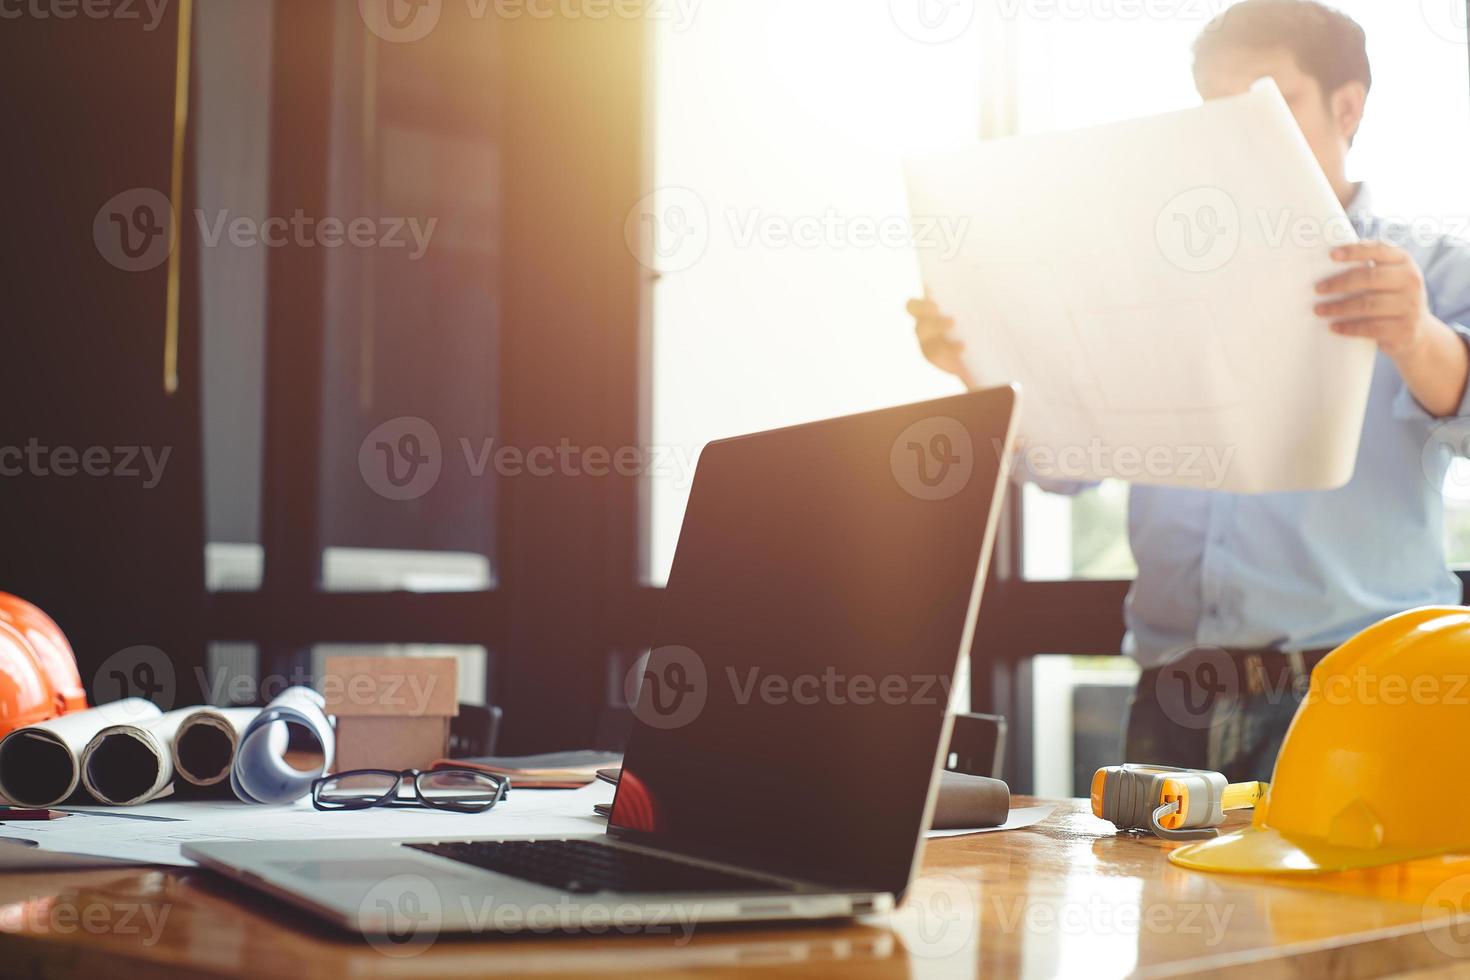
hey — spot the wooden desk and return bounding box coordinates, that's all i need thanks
[1,799,1469,979]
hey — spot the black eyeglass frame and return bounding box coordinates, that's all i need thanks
[310,768,511,813]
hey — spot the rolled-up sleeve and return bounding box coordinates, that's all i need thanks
[1383,226,1470,423]
[1392,321,1470,423]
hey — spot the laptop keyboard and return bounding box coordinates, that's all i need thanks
[406,839,789,895]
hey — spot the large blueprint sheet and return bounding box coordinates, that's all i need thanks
[905,81,1377,494]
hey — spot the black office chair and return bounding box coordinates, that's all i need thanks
[448,704,504,759]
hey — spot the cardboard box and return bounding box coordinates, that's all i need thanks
[321,657,459,773]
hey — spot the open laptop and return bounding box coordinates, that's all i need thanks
[185,387,1019,936]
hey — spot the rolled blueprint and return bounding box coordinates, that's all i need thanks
[80,707,199,806]
[230,687,335,804]
[0,698,161,806]
[172,707,259,787]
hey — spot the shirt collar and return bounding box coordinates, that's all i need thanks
[1344,182,1376,238]
[1345,182,1374,220]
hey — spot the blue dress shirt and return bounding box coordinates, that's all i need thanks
[1045,186,1470,667]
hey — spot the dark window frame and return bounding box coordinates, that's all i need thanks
[202,5,649,755]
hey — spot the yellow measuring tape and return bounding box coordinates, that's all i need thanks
[1091,764,1267,841]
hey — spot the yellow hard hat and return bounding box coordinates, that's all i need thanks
[1171,607,1470,875]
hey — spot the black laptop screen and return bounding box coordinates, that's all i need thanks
[610,388,1015,896]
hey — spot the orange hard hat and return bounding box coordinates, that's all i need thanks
[0,594,88,736]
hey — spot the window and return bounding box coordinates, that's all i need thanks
[1031,654,1138,798]
[650,4,1470,584]
[197,0,273,592]
[646,0,988,583]
[313,3,500,594]
[196,1,510,715]
[311,645,490,706]
[198,0,501,595]
[1023,482,1137,582]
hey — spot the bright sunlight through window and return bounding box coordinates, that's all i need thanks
[649,1,1470,585]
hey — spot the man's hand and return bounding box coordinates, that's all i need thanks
[907,291,977,389]
[1315,241,1438,358]
[1316,240,1470,418]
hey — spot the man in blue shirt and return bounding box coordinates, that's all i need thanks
[909,0,1470,781]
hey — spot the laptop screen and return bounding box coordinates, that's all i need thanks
[610,388,1016,896]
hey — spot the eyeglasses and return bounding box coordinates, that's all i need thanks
[311,768,510,813]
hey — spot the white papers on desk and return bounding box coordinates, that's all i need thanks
[22,782,1049,869]
[925,804,1056,839]
[18,782,617,868]
[904,80,1377,494]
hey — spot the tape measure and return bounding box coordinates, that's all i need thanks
[1090,764,1267,841]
